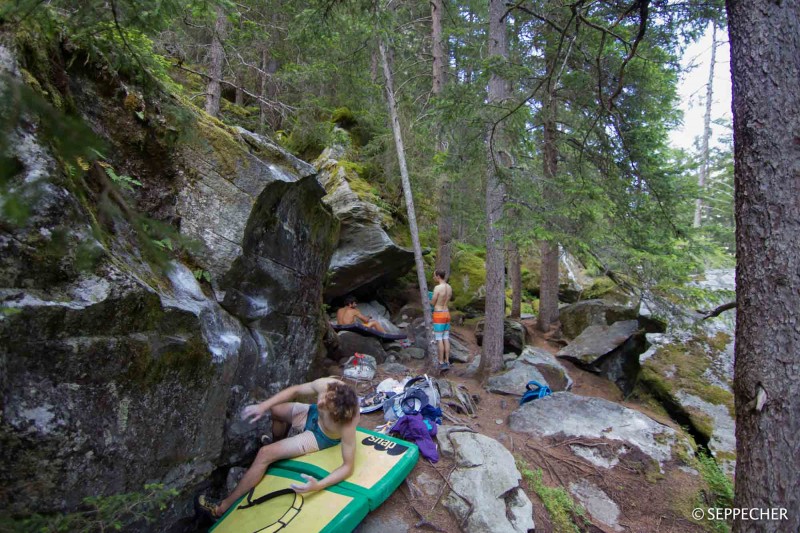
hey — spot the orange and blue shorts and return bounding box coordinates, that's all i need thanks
[433,310,451,341]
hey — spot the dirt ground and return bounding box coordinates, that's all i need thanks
[347,320,709,533]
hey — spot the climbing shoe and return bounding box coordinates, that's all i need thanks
[195,494,221,521]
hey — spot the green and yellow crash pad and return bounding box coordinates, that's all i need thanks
[209,468,369,533]
[275,427,419,510]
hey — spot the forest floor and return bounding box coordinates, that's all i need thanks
[348,320,710,533]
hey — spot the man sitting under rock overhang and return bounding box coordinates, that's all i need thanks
[336,295,386,333]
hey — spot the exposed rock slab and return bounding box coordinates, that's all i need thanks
[569,479,622,531]
[639,329,736,474]
[438,427,535,533]
[509,393,691,465]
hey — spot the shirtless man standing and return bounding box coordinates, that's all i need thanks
[430,269,453,369]
[336,295,386,333]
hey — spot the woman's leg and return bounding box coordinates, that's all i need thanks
[216,430,319,515]
[269,402,296,441]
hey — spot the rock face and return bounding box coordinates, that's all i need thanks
[438,427,535,533]
[515,347,573,391]
[314,145,414,300]
[557,320,646,394]
[639,330,736,473]
[637,270,736,473]
[475,318,527,355]
[0,43,337,527]
[509,393,692,465]
[559,299,639,339]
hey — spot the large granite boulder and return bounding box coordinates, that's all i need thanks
[0,42,337,529]
[557,320,646,394]
[509,393,692,465]
[315,145,414,300]
[175,125,323,294]
[438,427,535,533]
[639,330,735,473]
[475,318,527,355]
[559,299,639,339]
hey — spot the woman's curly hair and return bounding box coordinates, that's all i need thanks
[318,380,359,423]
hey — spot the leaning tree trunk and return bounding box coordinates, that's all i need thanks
[477,0,510,376]
[205,6,227,117]
[727,2,800,532]
[693,21,717,228]
[431,0,453,275]
[537,87,560,333]
[378,39,434,363]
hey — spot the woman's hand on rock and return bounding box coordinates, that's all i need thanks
[241,403,267,423]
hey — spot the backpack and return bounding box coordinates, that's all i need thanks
[383,374,440,422]
[519,380,552,406]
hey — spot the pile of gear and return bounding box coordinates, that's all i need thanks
[359,375,442,462]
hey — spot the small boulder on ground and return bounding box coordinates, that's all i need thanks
[337,331,387,363]
[569,479,622,532]
[438,426,535,533]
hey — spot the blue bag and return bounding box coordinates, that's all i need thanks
[519,380,552,405]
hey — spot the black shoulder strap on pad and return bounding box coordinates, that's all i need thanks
[238,488,296,510]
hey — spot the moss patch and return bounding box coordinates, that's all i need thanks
[449,243,486,312]
[640,333,734,417]
[517,458,587,533]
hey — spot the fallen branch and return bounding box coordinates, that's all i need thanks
[698,300,736,320]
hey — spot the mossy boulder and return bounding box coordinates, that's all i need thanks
[559,299,640,339]
[638,330,735,473]
[314,145,414,300]
[449,244,486,312]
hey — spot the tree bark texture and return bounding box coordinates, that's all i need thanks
[694,21,717,228]
[260,47,280,132]
[205,6,227,117]
[479,0,510,376]
[432,0,453,275]
[538,88,560,332]
[509,241,521,319]
[727,2,800,532]
[378,40,434,363]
